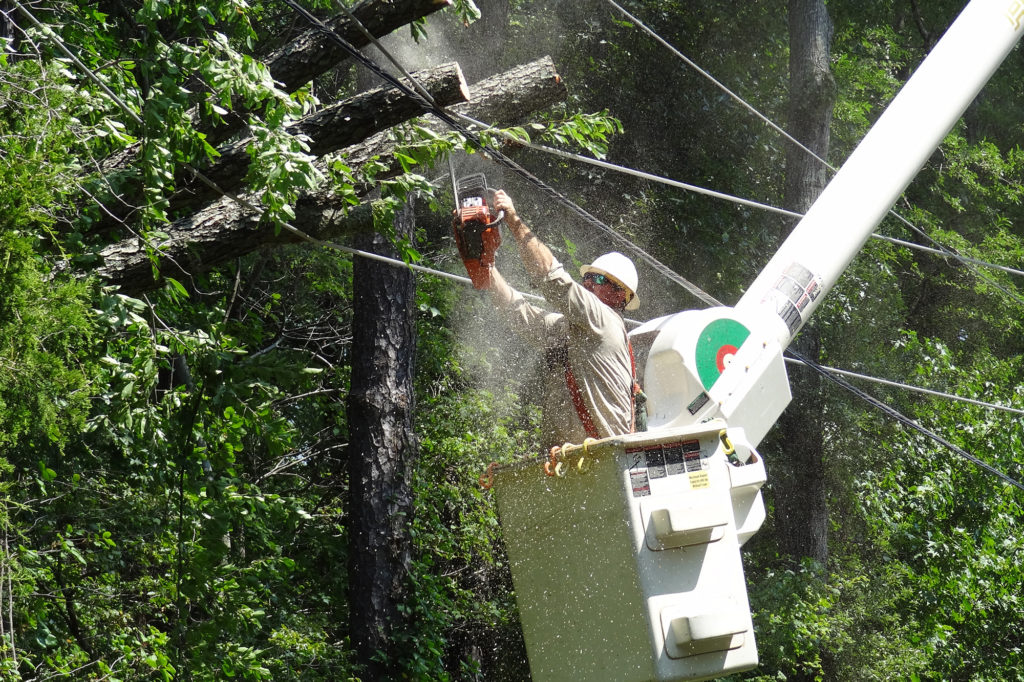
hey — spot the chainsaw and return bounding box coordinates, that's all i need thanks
[451,171,503,290]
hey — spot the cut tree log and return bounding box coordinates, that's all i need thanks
[94,56,565,295]
[168,62,470,218]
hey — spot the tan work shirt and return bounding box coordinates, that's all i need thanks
[504,259,633,448]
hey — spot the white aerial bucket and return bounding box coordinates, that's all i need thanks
[489,420,766,681]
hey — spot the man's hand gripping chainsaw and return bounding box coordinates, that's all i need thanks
[453,173,503,289]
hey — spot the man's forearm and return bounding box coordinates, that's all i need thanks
[506,212,553,281]
[489,267,514,306]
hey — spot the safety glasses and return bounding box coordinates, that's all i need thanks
[584,272,617,288]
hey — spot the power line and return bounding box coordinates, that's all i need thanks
[872,233,1024,278]
[883,210,1024,306]
[454,112,802,220]
[604,0,831,171]
[784,357,1024,417]
[787,348,1024,492]
[455,112,1024,280]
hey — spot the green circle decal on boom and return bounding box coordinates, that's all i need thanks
[695,318,751,390]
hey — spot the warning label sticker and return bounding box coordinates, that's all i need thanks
[630,469,651,497]
[627,449,651,497]
[645,445,666,479]
[626,439,708,496]
[689,471,710,489]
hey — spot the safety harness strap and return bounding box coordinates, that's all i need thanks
[564,359,601,439]
[561,329,638,438]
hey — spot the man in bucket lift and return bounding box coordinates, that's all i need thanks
[483,189,642,449]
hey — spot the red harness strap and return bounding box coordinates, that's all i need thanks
[562,331,637,438]
[564,360,600,439]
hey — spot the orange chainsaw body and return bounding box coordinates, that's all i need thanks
[453,177,502,289]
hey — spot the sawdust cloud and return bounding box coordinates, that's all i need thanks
[365,4,698,409]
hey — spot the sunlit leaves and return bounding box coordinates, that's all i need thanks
[536,110,624,159]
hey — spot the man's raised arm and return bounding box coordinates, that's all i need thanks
[493,190,553,282]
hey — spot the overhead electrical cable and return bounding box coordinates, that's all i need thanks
[883,210,1024,306]
[602,0,830,171]
[454,112,802,220]
[455,112,1024,280]
[784,357,1024,416]
[605,0,1024,302]
[787,348,1024,492]
[872,234,1024,278]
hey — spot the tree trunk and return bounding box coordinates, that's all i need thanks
[345,198,417,678]
[93,57,566,294]
[774,0,835,569]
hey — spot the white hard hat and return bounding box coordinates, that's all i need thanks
[580,252,640,310]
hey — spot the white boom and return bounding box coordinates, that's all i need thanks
[492,2,1024,681]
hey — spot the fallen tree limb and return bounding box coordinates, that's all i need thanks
[169,62,470,218]
[94,57,565,295]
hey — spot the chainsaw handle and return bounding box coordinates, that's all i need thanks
[484,187,505,227]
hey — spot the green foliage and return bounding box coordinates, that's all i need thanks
[0,232,93,451]
[374,273,536,679]
[535,110,624,159]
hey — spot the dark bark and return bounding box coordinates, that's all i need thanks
[94,57,566,295]
[345,199,417,679]
[773,0,835,572]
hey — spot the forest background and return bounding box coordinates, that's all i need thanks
[0,0,1022,679]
